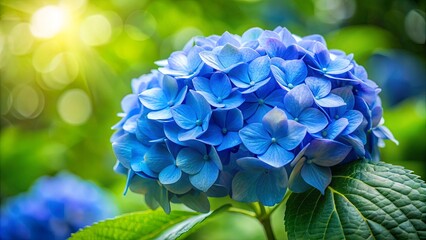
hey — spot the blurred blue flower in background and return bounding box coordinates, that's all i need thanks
[0,172,117,240]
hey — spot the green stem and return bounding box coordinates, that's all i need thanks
[259,215,276,240]
[227,207,256,218]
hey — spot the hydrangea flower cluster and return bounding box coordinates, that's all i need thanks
[0,172,118,240]
[111,27,397,213]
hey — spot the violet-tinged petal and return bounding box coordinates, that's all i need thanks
[301,163,331,194]
[305,139,352,167]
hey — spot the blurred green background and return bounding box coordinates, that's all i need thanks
[1,0,425,239]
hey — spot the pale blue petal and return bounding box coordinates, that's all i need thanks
[239,123,271,154]
[298,108,328,133]
[139,88,168,110]
[315,93,346,108]
[326,58,352,75]
[271,64,288,88]
[187,90,212,120]
[240,78,270,94]
[162,76,178,101]
[248,56,270,82]
[232,171,261,202]
[305,139,352,167]
[301,164,331,194]
[305,77,331,98]
[284,84,313,117]
[262,38,286,58]
[199,51,223,70]
[192,77,211,93]
[171,105,196,129]
[189,161,219,192]
[176,148,204,174]
[259,144,294,168]
[174,86,188,105]
[178,126,204,141]
[147,108,172,120]
[217,32,240,47]
[239,47,260,62]
[256,173,286,206]
[373,125,399,145]
[159,165,182,184]
[262,107,288,136]
[218,44,241,68]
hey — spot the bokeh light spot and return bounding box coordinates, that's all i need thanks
[405,10,426,44]
[1,85,12,115]
[125,11,157,41]
[32,42,62,73]
[80,15,112,46]
[42,52,80,90]
[12,85,44,119]
[57,89,92,125]
[8,23,33,55]
[30,5,69,39]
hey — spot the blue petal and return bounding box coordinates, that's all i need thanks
[262,38,286,58]
[123,115,138,133]
[221,91,245,109]
[189,161,219,192]
[147,108,172,120]
[248,56,270,82]
[159,165,182,185]
[171,105,196,130]
[197,124,223,145]
[174,85,188,106]
[288,168,311,193]
[225,108,244,131]
[331,86,354,110]
[197,91,225,108]
[298,108,328,133]
[264,88,286,108]
[301,163,331,194]
[284,84,313,117]
[139,88,168,110]
[239,47,260,63]
[178,191,210,213]
[305,139,352,166]
[338,134,365,157]
[276,120,306,150]
[305,77,331,98]
[176,148,204,174]
[217,44,242,69]
[229,63,251,88]
[246,104,273,123]
[242,27,263,42]
[168,52,189,72]
[164,122,191,146]
[217,132,241,151]
[316,94,346,108]
[232,171,261,202]
[144,143,174,173]
[259,144,294,168]
[199,51,223,71]
[341,110,363,135]
[373,125,399,145]
[192,77,211,94]
[210,72,232,99]
[217,32,240,47]
[282,59,307,85]
[262,107,288,136]
[178,126,204,141]
[239,123,271,154]
[237,157,275,171]
[162,76,178,101]
[256,172,287,206]
[164,174,192,194]
[209,146,223,170]
[186,90,212,121]
[271,64,288,88]
[326,58,352,75]
[324,118,349,140]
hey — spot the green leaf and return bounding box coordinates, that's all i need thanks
[71,204,230,240]
[285,160,426,240]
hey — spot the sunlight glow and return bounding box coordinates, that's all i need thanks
[30,5,69,39]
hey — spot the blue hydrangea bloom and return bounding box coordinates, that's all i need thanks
[0,173,117,240]
[111,26,397,213]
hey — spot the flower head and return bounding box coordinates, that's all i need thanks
[111,27,397,213]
